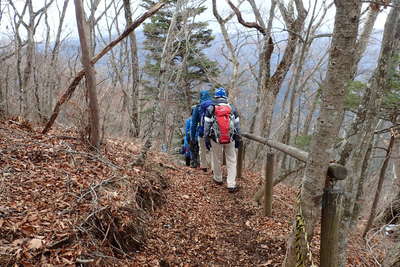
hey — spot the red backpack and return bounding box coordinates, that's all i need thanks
[213,104,234,144]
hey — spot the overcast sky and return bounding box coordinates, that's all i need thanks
[0,0,389,43]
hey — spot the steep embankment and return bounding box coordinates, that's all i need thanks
[0,118,382,266]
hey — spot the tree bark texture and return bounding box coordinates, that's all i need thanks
[283,1,361,266]
[74,0,100,149]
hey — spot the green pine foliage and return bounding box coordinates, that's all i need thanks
[383,58,400,120]
[344,59,400,121]
[344,81,364,111]
[141,0,219,105]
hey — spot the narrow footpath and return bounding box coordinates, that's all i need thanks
[133,164,298,266]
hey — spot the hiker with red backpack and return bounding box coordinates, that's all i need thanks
[204,87,241,193]
[191,90,213,171]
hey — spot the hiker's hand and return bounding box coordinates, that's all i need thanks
[205,137,211,151]
[234,135,241,149]
[235,139,241,149]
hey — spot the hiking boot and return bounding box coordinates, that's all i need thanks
[228,187,238,193]
[190,161,199,168]
[213,179,223,185]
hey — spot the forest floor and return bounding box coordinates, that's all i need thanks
[0,117,385,266]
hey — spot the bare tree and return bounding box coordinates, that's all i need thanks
[74,0,100,149]
[283,0,362,265]
[226,0,307,169]
[336,2,400,265]
[9,0,55,117]
[42,0,70,117]
[42,1,167,134]
[363,134,396,237]
[212,0,244,100]
[123,0,141,137]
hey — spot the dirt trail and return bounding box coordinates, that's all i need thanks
[134,165,297,266]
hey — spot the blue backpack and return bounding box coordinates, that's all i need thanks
[198,99,213,137]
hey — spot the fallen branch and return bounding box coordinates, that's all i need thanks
[76,258,94,264]
[158,162,179,171]
[42,1,167,134]
[64,148,122,170]
[77,176,124,202]
[47,236,72,249]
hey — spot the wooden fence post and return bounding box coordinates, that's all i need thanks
[320,164,347,267]
[264,153,274,216]
[236,145,245,178]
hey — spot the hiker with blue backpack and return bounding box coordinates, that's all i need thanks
[191,90,213,171]
[182,110,194,166]
[204,87,241,193]
[188,105,200,168]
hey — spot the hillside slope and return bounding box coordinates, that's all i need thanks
[0,118,382,266]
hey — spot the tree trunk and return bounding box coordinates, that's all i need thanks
[74,0,100,149]
[301,93,318,136]
[284,1,361,266]
[363,135,395,237]
[156,0,183,148]
[122,0,141,138]
[350,139,373,225]
[337,4,400,265]
[46,0,69,115]
[351,7,380,78]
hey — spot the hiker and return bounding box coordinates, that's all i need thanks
[183,113,192,166]
[191,90,213,172]
[189,105,200,168]
[204,87,241,193]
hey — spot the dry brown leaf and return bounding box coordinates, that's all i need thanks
[27,238,43,250]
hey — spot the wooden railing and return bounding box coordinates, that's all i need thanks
[240,132,347,266]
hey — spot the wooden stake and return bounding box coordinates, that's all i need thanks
[236,145,244,178]
[264,153,274,216]
[320,186,343,267]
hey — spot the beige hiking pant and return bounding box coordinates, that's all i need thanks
[198,136,211,169]
[211,140,237,188]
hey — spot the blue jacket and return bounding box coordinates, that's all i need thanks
[191,90,212,140]
[184,117,192,157]
[185,117,192,143]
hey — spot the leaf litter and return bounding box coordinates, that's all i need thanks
[0,118,383,266]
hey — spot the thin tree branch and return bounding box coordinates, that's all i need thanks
[225,0,267,36]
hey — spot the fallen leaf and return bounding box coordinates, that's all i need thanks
[28,238,43,250]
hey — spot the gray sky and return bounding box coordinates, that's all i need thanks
[0,0,389,43]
